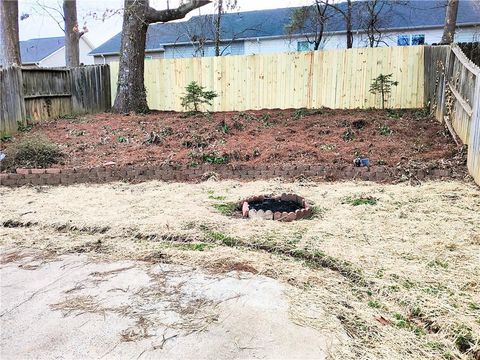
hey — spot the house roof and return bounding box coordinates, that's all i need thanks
[20,36,65,64]
[90,0,480,56]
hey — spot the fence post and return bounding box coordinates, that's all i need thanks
[468,74,480,185]
[437,46,453,123]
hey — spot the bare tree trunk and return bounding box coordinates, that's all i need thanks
[63,0,80,67]
[214,0,222,56]
[112,0,210,114]
[441,0,459,44]
[0,0,21,67]
[346,0,353,48]
[113,1,149,113]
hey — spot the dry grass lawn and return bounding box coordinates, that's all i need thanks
[1,179,479,359]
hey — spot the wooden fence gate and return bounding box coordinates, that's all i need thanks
[425,44,480,186]
[0,65,111,136]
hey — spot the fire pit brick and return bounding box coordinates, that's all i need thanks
[240,193,311,221]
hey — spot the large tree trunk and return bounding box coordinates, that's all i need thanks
[113,0,210,114]
[63,0,81,67]
[346,0,353,48]
[113,0,149,113]
[0,0,21,67]
[441,0,459,44]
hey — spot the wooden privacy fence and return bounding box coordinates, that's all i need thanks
[425,44,480,186]
[0,65,111,135]
[0,67,26,135]
[109,46,425,112]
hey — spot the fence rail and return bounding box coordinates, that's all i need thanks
[425,44,480,186]
[0,65,111,135]
[109,46,425,112]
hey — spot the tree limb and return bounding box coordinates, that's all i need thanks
[146,0,211,24]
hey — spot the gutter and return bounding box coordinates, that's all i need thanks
[90,47,165,57]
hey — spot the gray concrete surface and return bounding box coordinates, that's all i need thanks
[0,247,327,360]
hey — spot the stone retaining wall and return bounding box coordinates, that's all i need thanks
[0,163,461,187]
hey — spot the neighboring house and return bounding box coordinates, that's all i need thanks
[90,0,480,64]
[20,36,95,67]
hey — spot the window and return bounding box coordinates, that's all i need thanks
[397,35,410,46]
[397,34,426,46]
[297,41,311,52]
[412,34,425,45]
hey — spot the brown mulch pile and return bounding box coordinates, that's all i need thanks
[0,108,463,171]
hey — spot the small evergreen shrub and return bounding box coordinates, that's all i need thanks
[181,81,218,113]
[369,74,398,109]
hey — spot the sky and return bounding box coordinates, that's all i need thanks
[19,0,312,47]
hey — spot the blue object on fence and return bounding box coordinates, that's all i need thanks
[0,152,5,162]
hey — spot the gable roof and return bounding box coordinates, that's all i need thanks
[90,0,480,56]
[20,36,65,64]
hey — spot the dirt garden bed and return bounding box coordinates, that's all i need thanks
[0,108,466,179]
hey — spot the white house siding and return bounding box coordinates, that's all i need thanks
[93,52,164,65]
[244,25,480,54]
[79,39,95,65]
[164,42,245,59]
[93,54,120,64]
[38,38,94,67]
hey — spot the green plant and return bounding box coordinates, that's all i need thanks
[202,152,229,164]
[293,108,309,120]
[117,136,128,143]
[468,302,480,310]
[17,121,33,133]
[207,190,226,201]
[2,136,64,170]
[1,134,12,142]
[218,120,230,134]
[379,124,393,136]
[453,325,475,353]
[392,313,424,336]
[182,134,208,148]
[414,107,430,119]
[369,73,398,109]
[180,81,218,112]
[368,300,382,308]
[343,196,378,206]
[160,127,173,137]
[386,109,402,118]
[309,205,325,219]
[205,231,238,247]
[293,108,323,120]
[212,202,237,216]
[258,113,272,127]
[59,114,77,120]
[342,128,355,141]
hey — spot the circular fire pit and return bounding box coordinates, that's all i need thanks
[240,193,312,222]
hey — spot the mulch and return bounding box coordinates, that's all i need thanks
[0,108,462,172]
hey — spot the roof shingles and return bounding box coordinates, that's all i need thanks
[20,36,65,64]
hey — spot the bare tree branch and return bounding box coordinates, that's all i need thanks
[146,0,211,23]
